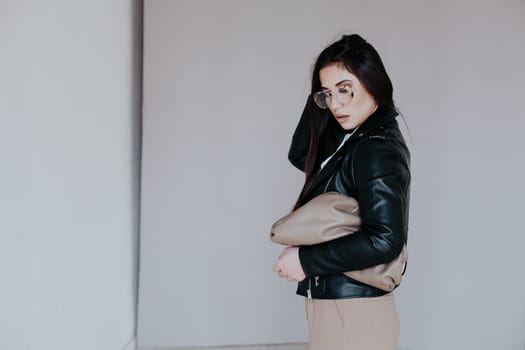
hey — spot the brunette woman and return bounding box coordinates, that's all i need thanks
[272,34,411,350]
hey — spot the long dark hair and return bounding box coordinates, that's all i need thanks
[294,34,397,209]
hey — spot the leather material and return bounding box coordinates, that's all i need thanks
[270,192,408,292]
[311,274,391,298]
[288,101,411,299]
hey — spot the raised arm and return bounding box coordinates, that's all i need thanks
[288,96,314,172]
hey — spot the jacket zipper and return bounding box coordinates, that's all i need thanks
[307,128,360,302]
[309,169,334,301]
[323,172,336,193]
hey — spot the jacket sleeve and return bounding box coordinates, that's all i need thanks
[297,137,410,277]
[288,95,314,172]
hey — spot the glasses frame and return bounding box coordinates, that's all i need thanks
[313,83,354,109]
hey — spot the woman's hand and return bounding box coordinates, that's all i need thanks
[272,246,306,282]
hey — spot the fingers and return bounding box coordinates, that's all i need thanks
[274,247,297,280]
[274,262,288,279]
[272,263,280,272]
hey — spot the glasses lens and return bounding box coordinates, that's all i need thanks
[313,92,328,109]
[337,87,353,105]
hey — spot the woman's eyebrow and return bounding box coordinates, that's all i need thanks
[320,79,352,90]
[335,79,352,86]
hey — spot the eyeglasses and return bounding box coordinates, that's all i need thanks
[313,84,353,109]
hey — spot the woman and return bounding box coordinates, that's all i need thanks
[272,34,411,349]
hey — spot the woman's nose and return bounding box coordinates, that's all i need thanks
[330,95,343,109]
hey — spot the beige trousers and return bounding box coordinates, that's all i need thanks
[305,293,400,350]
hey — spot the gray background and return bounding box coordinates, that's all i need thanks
[1,1,141,350]
[138,0,525,350]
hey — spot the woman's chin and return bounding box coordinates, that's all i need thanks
[339,120,357,130]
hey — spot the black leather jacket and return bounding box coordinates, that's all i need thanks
[288,100,411,299]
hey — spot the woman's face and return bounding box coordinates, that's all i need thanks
[318,63,378,130]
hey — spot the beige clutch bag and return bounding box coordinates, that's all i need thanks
[270,192,408,292]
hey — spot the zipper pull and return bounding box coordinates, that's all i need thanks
[315,276,319,287]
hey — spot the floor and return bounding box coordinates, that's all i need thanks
[137,344,308,350]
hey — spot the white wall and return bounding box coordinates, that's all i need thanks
[0,1,142,350]
[138,1,525,350]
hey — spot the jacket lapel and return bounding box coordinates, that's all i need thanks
[304,106,399,198]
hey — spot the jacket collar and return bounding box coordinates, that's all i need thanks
[351,105,398,139]
[304,106,399,198]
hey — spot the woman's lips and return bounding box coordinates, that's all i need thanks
[336,115,350,122]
